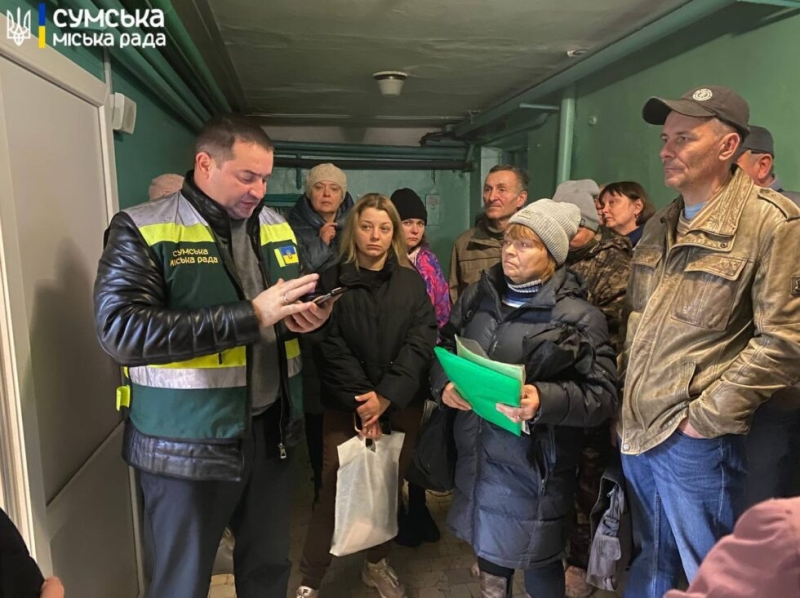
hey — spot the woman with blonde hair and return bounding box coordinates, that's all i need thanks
[296,194,438,598]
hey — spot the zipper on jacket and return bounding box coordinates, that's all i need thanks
[248,225,289,457]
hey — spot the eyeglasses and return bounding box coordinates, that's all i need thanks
[502,239,540,251]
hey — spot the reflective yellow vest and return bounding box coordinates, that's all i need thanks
[120,193,302,441]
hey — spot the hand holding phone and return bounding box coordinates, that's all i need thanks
[310,286,347,305]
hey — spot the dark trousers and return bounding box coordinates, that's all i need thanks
[744,400,800,508]
[478,557,565,598]
[568,423,612,569]
[140,407,294,598]
[305,412,325,503]
[300,405,422,589]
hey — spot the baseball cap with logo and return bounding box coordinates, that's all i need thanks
[642,85,750,138]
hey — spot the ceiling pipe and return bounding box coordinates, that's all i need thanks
[556,85,576,184]
[89,0,212,120]
[274,157,472,171]
[484,112,551,146]
[62,0,207,130]
[454,0,737,137]
[272,141,467,160]
[147,0,232,113]
[736,0,800,6]
[519,103,560,111]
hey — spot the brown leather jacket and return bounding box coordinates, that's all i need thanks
[620,168,800,455]
[448,215,504,304]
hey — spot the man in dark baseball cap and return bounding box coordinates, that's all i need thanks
[642,85,750,138]
[737,124,800,518]
[620,86,800,598]
[735,125,800,205]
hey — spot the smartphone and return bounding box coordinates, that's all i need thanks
[310,286,347,305]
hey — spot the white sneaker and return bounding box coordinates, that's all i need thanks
[296,585,319,598]
[362,559,407,598]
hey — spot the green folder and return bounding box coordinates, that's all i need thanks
[434,343,524,436]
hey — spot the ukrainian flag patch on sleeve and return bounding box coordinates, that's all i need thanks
[275,245,299,267]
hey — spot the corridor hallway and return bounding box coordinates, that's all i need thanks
[208,444,537,598]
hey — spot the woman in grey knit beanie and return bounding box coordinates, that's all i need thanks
[432,198,617,598]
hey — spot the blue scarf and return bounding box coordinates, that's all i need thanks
[502,277,542,308]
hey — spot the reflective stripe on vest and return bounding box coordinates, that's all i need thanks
[129,365,246,389]
[124,196,302,393]
[129,346,246,389]
[285,338,301,377]
[130,340,301,389]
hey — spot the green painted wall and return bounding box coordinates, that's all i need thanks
[2,0,197,209]
[527,111,560,201]
[268,167,471,268]
[112,68,196,208]
[568,3,800,209]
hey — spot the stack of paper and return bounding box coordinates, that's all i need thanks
[434,336,525,436]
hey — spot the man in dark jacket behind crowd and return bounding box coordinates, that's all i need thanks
[733,124,800,507]
[448,164,528,303]
[735,124,800,204]
[93,114,334,598]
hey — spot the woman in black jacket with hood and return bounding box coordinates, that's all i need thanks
[431,199,618,598]
[296,193,437,598]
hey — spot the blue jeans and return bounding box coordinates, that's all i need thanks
[621,429,746,598]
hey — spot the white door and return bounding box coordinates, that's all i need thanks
[0,15,140,598]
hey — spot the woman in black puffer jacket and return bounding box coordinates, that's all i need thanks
[431,199,618,598]
[296,193,437,598]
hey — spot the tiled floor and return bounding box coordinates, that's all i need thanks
[208,444,619,598]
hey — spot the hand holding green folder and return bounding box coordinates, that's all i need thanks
[435,336,525,436]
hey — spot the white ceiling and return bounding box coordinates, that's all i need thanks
[175,0,690,130]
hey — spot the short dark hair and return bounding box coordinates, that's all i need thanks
[488,164,530,191]
[195,114,273,163]
[599,181,656,225]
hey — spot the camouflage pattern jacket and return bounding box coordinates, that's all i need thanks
[566,228,632,352]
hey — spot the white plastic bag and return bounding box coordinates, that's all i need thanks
[330,432,405,557]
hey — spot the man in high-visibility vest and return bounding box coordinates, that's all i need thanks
[94,114,334,598]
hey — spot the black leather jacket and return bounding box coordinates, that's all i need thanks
[94,174,293,481]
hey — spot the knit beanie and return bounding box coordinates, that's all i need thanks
[390,188,427,223]
[508,198,581,265]
[552,179,601,232]
[304,163,347,196]
[148,173,184,201]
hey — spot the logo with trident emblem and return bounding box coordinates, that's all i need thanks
[6,8,32,47]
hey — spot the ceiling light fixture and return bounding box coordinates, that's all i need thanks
[373,71,408,96]
[566,49,589,58]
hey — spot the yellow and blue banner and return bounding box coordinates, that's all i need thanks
[38,3,46,48]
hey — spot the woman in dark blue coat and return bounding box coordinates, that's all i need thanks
[431,199,618,598]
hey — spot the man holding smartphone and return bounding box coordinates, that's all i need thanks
[94,114,334,598]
